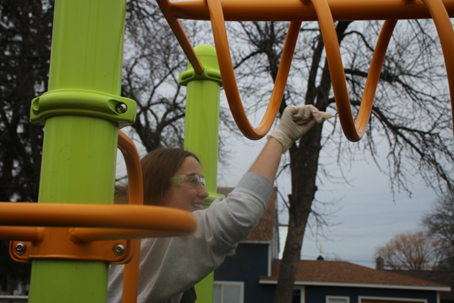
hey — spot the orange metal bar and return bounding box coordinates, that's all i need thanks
[156,0,204,75]
[0,226,44,243]
[170,0,454,21]
[207,0,301,139]
[422,0,454,132]
[70,228,192,241]
[312,0,397,141]
[118,130,142,303]
[159,0,454,141]
[0,203,197,231]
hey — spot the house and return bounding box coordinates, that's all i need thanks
[261,260,450,303]
[385,270,454,303]
[214,187,451,303]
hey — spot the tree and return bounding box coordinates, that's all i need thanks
[375,232,439,270]
[226,20,454,302]
[422,194,454,270]
[121,0,188,152]
[0,0,54,292]
[0,0,53,203]
[121,1,237,156]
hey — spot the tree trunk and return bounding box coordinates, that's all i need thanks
[274,124,323,303]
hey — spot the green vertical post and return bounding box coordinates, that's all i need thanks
[179,45,223,303]
[28,0,135,303]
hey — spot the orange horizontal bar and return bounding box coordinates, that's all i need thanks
[0,203,197,234]
[0,226,44,242]
[70,227,191,242]
[171,0,454,21]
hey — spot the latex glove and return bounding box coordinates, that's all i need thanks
[268,105,334,152]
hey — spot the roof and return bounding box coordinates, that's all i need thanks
[387,270,454,300]
[260,260,451,292]
[218,187,277,242]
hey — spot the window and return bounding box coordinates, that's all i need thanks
[213,281,244,303]
[327,296,350,303]
[293,289,301,303]
[293,288,306,303]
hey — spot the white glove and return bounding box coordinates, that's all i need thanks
[268,105,334,152]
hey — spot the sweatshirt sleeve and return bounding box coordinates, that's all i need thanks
[107,172,273,303]
[200,172,274,254]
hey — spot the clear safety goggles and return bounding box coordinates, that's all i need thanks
[171,173,206,189]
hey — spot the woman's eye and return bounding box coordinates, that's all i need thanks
[187,176,197,183]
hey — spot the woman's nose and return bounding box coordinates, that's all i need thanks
[198,186,209,199]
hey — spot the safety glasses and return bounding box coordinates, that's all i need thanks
[170,173,206,189]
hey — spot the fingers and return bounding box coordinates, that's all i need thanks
[292,105,315,122]
[291,105,334,125]
[312,111,334,123]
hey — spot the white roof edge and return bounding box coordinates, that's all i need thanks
[259,280,451,292]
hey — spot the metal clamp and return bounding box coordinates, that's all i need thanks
[30,89,136,128]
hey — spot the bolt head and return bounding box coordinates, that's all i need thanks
[15,242,27,255]
[113,243,125,255]
[116,103,128,114]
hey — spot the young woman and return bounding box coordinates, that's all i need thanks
[107,105,332,303]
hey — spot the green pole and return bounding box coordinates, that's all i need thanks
[28,0,135,302]
[179,45,223,303]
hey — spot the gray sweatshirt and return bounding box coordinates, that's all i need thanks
[107,172,273,303]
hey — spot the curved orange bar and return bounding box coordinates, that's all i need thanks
[118,130,142,303]
[311,0,397,141]
[161,0,454,141]
[156,0,204,75]
[421,0,454,136]
[207,0,302,139]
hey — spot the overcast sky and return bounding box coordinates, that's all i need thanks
[216,131,438,269]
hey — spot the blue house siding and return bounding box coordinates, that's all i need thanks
[305,285,438,303]
[214,243,275,303]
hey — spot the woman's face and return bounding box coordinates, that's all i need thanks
[164,156,209,212]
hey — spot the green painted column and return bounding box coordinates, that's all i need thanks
[28,0,135,302]
[179,45,223,303]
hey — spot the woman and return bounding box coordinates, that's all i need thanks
[107,105,332,303]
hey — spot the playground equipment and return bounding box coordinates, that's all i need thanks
[0,0,453,302]
[158,0,454,141]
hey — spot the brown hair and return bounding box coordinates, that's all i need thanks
[141,148,199,206]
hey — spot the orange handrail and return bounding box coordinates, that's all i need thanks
[422,0,454,122]
[311,0,397,141]
[0,203,197,231]
[159,0,454,141]
[170,0,454,21]
[156,0,204,75]
[207,0,301,139]
[311,0,454,140]
[118,129,142,303]
[0,227,44,243]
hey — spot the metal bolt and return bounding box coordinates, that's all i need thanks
[15,242,27,255]
[113,243,125,255]
[116,103,128,114]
